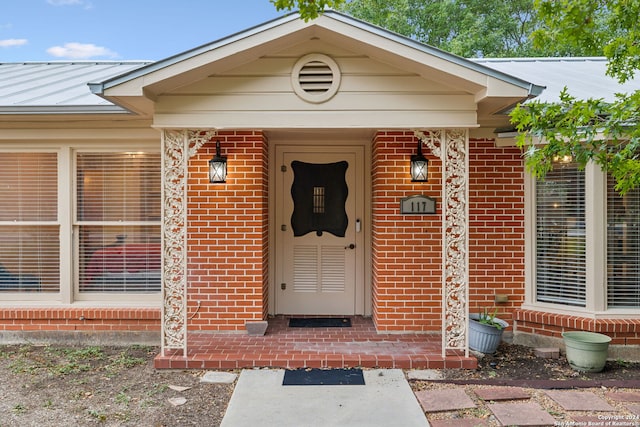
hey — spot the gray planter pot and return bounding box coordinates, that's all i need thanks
[562,331,611,373]
[469,313,509,354]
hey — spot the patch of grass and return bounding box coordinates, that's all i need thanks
[45,345,104,361]
[43,399,53,409]
[108,349,146,370]
[0,349,14,359]
[52,361,92,375]
[9,358,41,375]
[145,383,169,397]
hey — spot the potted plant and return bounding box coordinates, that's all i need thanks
[469,308,509,354]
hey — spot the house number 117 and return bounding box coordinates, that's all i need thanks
[400,195,436,215]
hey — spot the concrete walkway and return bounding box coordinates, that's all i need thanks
[220,369,428,427]
[217,369,640,426]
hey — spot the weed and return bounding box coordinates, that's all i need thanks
[140,398,159,408]
[113,411,131,422]
[9,358,40,375]
[46,346,104,361]
[87,409,107,421]
[108,350,146,370]
[146,383,168,397]
[43,399,53,409]
[115,390,131,406]
[616,358,630,368]
[12,404,27,414]
[0,349,14,359]
[52,361,92,375]
[129,344,154,352]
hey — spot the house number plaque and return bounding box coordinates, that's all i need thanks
[400,195,436,215]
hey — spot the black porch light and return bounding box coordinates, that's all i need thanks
[410,139,429,182]
[209,140,227,183]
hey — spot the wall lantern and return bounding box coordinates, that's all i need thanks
[208,140,227,183]
[410,139,429,182]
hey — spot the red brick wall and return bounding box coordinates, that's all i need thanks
[516,310,640,345]
[0,308,159,331]
[372,131,443,332]
[372,132,526,332]
[468,139,525,326]
[186,131,268,332]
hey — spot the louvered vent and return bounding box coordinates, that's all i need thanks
[298,61,334,94]
[292,54,341,103]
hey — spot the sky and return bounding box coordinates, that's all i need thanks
[0,0,288,62]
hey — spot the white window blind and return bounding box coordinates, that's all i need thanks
[535,163,586,306]
[607,175,640,307]
[0,153,59,292]
[76,152,161,293]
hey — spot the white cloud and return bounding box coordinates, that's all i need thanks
[46,42,117,59]
[47,0,82,5]
[47,0,93,9]
[0,38,28,48]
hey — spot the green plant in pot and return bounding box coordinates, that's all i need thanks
[469,308,509,354]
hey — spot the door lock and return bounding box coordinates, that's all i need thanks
[345,243,356,250]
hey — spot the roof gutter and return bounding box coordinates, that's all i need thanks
[0,105,130,114]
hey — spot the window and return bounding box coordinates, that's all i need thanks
[0,153,60,293]
[76,152,161,293]
[535,163,586,306]
[0,147,161,303]
[607,175,640,307]
[530,161,640,312]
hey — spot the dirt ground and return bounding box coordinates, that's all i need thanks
[0,345,234,427]
[1,343,639,427]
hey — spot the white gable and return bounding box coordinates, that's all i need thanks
[92,11,539,130]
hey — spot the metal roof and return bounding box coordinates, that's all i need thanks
[0,61,151,114]
[0,58,638,115]
[474,57,640,103]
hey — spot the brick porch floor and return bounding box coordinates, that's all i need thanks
[154,316,477,370]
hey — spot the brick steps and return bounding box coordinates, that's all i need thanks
[154,316,476,370]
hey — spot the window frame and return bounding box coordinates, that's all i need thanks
[0,142,161,305]
[73,148,162,302]
[525,161,637,317]
[0,148,64,302]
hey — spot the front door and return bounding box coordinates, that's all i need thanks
[275,145,363,315]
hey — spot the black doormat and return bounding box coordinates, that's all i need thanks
[282,368,365,386]
[288,317,351,328]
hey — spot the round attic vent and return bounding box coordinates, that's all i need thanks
[291,54,341,103]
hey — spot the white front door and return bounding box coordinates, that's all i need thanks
[275,145,363,315]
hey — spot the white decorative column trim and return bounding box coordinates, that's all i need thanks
[415,128,469,357]
[161,129,216,356]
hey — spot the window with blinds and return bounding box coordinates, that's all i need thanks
[0,153,59,292]
[76,152,161,293]
[607,175,640,307]
[535,163,586,306]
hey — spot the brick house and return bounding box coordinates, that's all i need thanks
[1,11,640,364]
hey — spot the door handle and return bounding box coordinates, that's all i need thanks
[345,243,356,250]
